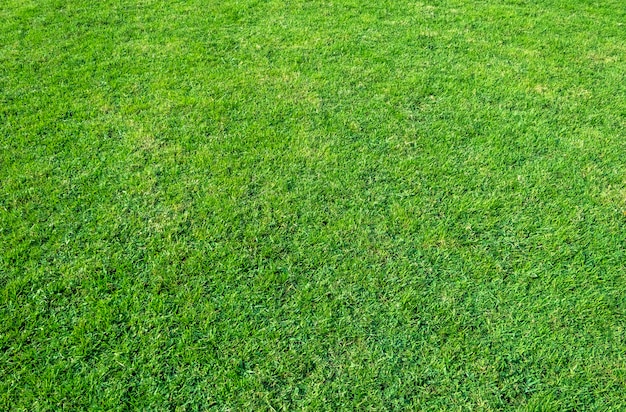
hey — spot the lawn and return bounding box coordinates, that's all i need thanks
[1,0,626,409]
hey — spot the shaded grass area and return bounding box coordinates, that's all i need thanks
[1,0,626,409]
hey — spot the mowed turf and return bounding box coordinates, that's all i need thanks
[1,0,626,409]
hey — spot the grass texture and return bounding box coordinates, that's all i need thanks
[1,0,626,409]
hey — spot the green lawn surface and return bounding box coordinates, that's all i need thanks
[2,0,626,410]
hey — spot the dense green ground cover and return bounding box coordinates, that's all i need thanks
[1,0,626,409]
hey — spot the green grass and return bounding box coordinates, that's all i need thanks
[2,0,626,409]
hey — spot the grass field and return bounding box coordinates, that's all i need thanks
[2,0,626,409]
